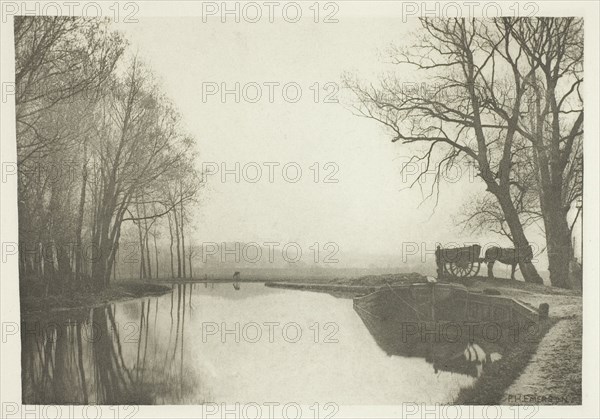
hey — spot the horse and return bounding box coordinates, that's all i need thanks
[484,246,533,280]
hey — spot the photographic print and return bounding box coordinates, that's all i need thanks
[0,1,598,418]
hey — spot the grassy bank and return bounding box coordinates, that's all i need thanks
[20,281,171,315]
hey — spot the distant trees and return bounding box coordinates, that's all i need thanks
[345,18,583,288]
[15,17,202,293]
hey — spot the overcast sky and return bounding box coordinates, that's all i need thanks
[114,15,542,269]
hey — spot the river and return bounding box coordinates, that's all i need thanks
[21,282,500,405]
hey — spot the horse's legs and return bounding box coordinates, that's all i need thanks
[487,261,495,279]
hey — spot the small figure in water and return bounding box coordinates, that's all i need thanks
[233,271,241,290]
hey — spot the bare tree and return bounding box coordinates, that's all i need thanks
[15,17,123,290]
[460,139,545,240]
[347,18,583,287]
[187,245,199,279]
[15,17,123,167]
[345,18,548,284]
[497,18,583,288]
[87,59,193,289]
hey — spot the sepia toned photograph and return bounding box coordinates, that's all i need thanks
[0,1,598,418]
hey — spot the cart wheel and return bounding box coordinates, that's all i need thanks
[446,260,481,278]
[470,261,481,277]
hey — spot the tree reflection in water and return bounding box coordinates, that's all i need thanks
[21,283,201,404]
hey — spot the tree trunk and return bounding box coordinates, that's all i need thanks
[135,199,146,280]
[91,220,110,291]
[104,221,122,288]
[528,65,581,289]
[464,51,543,285]
[136,220,145,280]
[75,142,88,283]
[168,212,175,278]
[48,185,72,289]
[541,197,572,288]
[180,192,186,278]
[153,226,159,279]
[55,243,72,288]
[173,206,181,278]
[91,180,124,290]
[494,187,544,284]
[143,200,152,279]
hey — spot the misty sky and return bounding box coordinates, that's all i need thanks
[114,14,548,271]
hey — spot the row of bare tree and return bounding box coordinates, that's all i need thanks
[15,17,202,293]
[346,18,583,288]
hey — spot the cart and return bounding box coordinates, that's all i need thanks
[435,244,483,278]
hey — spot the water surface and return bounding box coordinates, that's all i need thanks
[22,282,496,404]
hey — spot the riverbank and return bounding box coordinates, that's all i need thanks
[268,273,582,405]
[457,277,582,405]
[20,282,171,315]
[264,272,429,298]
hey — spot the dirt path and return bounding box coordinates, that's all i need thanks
[501,316,582,404]
[465,277,582,405]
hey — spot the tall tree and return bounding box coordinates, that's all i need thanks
[15,17,124,289]
[16,17,204,293]
[346,18,583,287]
[88,60,191,289]
[346,18,544,283]
[497,18,583,288]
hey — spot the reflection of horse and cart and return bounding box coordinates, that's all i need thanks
[435,244,533,280]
